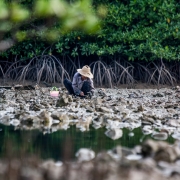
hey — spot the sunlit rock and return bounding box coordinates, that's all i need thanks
[50,125,58,133]
[92,117,103,129]
[114,114,124,121]
[67,95,73,102]
[93,97,103,105]
[153,120,163,128]
[99,106,114,113]
[55,161,63,167]
[69,119,79,123]
[30,104,41,111]
[107,145,122,160]
[129,121,141,129]
[128,132,134,137]
[92,123,102,129]
[85,106,94,113]
[154,145,180,163]
[41,101,51,108]
[59,114,69,122]
[118,122,129,128]
[10,119,20,126]
[0,111,7,118]
[98,88,107,97]
[75,148,95,162]
[113,105,126,113]
[69,105,78,113]
[142,125,153,135]
[151,131,168,140]
[158,161,180,177]
[105,128,123,140]
[106,120,120,129]
[172,132,180,140]
[81,115,92,124]
[162,125,176,131]
[165,102,177,109]
[121,108,132,119]
[79,126,87,132]
[51,111,70,122]
[56,96,69,107]
[20,166,42,180]
[1,115,11,123]
[153,92,164,97]
[129,113,142,121]
[40,159,63,179]
[141,117,155,125]
[166,119,180,127]
[52,119,60,124]
[18,111,30,120]
[76,115,92,131]
[142,139,180,162]
[59,121,70,130]
[51,111,62,119]
[141,139,160,157]
[126,154,142,161]
[137,104,144,112]
[39,110,53,126]
[132,145,142,155]
[143,110,155,117]
[167,108,176,114]
[42,127,51,134]
[5,107,15,112]
[154,111,167,120]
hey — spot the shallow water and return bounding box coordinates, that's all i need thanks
[0,124,175,161]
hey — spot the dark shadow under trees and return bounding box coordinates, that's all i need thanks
[0,55,178,88]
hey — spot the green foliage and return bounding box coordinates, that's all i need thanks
[0,40,48,59]
[2,0,180,62]
[52,0,180,62]
[0,0,101,51]
[51,86,58,91]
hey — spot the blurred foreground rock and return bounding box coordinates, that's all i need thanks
[0,140,179,180]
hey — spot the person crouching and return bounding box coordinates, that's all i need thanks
[63,65,95,97]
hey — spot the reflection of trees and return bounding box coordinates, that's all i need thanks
[0,124,175,161]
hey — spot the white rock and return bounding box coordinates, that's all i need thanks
[105,128,123,140]
[172,132,180,140]
[10,119,20,126]
[126,154,142,161]
[75,148,95,162]
[151,131,168,140]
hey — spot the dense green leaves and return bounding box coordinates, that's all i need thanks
[2,0,180,62]
[50,0,180,61]
[0,0,101,51]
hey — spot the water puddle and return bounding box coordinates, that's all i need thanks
[0,124,175,161]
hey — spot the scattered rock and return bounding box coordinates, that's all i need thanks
[105,128,123,140]
[75,148,95,162]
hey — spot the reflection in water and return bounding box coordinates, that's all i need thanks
[0,124,175,161]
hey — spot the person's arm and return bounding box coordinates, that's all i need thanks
[72,73,81,95]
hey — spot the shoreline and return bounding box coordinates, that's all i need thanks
[0,78,176,90]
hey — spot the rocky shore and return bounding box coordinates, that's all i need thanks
[0,85,180,179]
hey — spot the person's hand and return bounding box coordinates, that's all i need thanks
[80,91,84,96]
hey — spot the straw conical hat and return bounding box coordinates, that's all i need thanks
[77,65,93,79]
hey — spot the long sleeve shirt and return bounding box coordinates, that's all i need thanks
[72,72,95,95]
